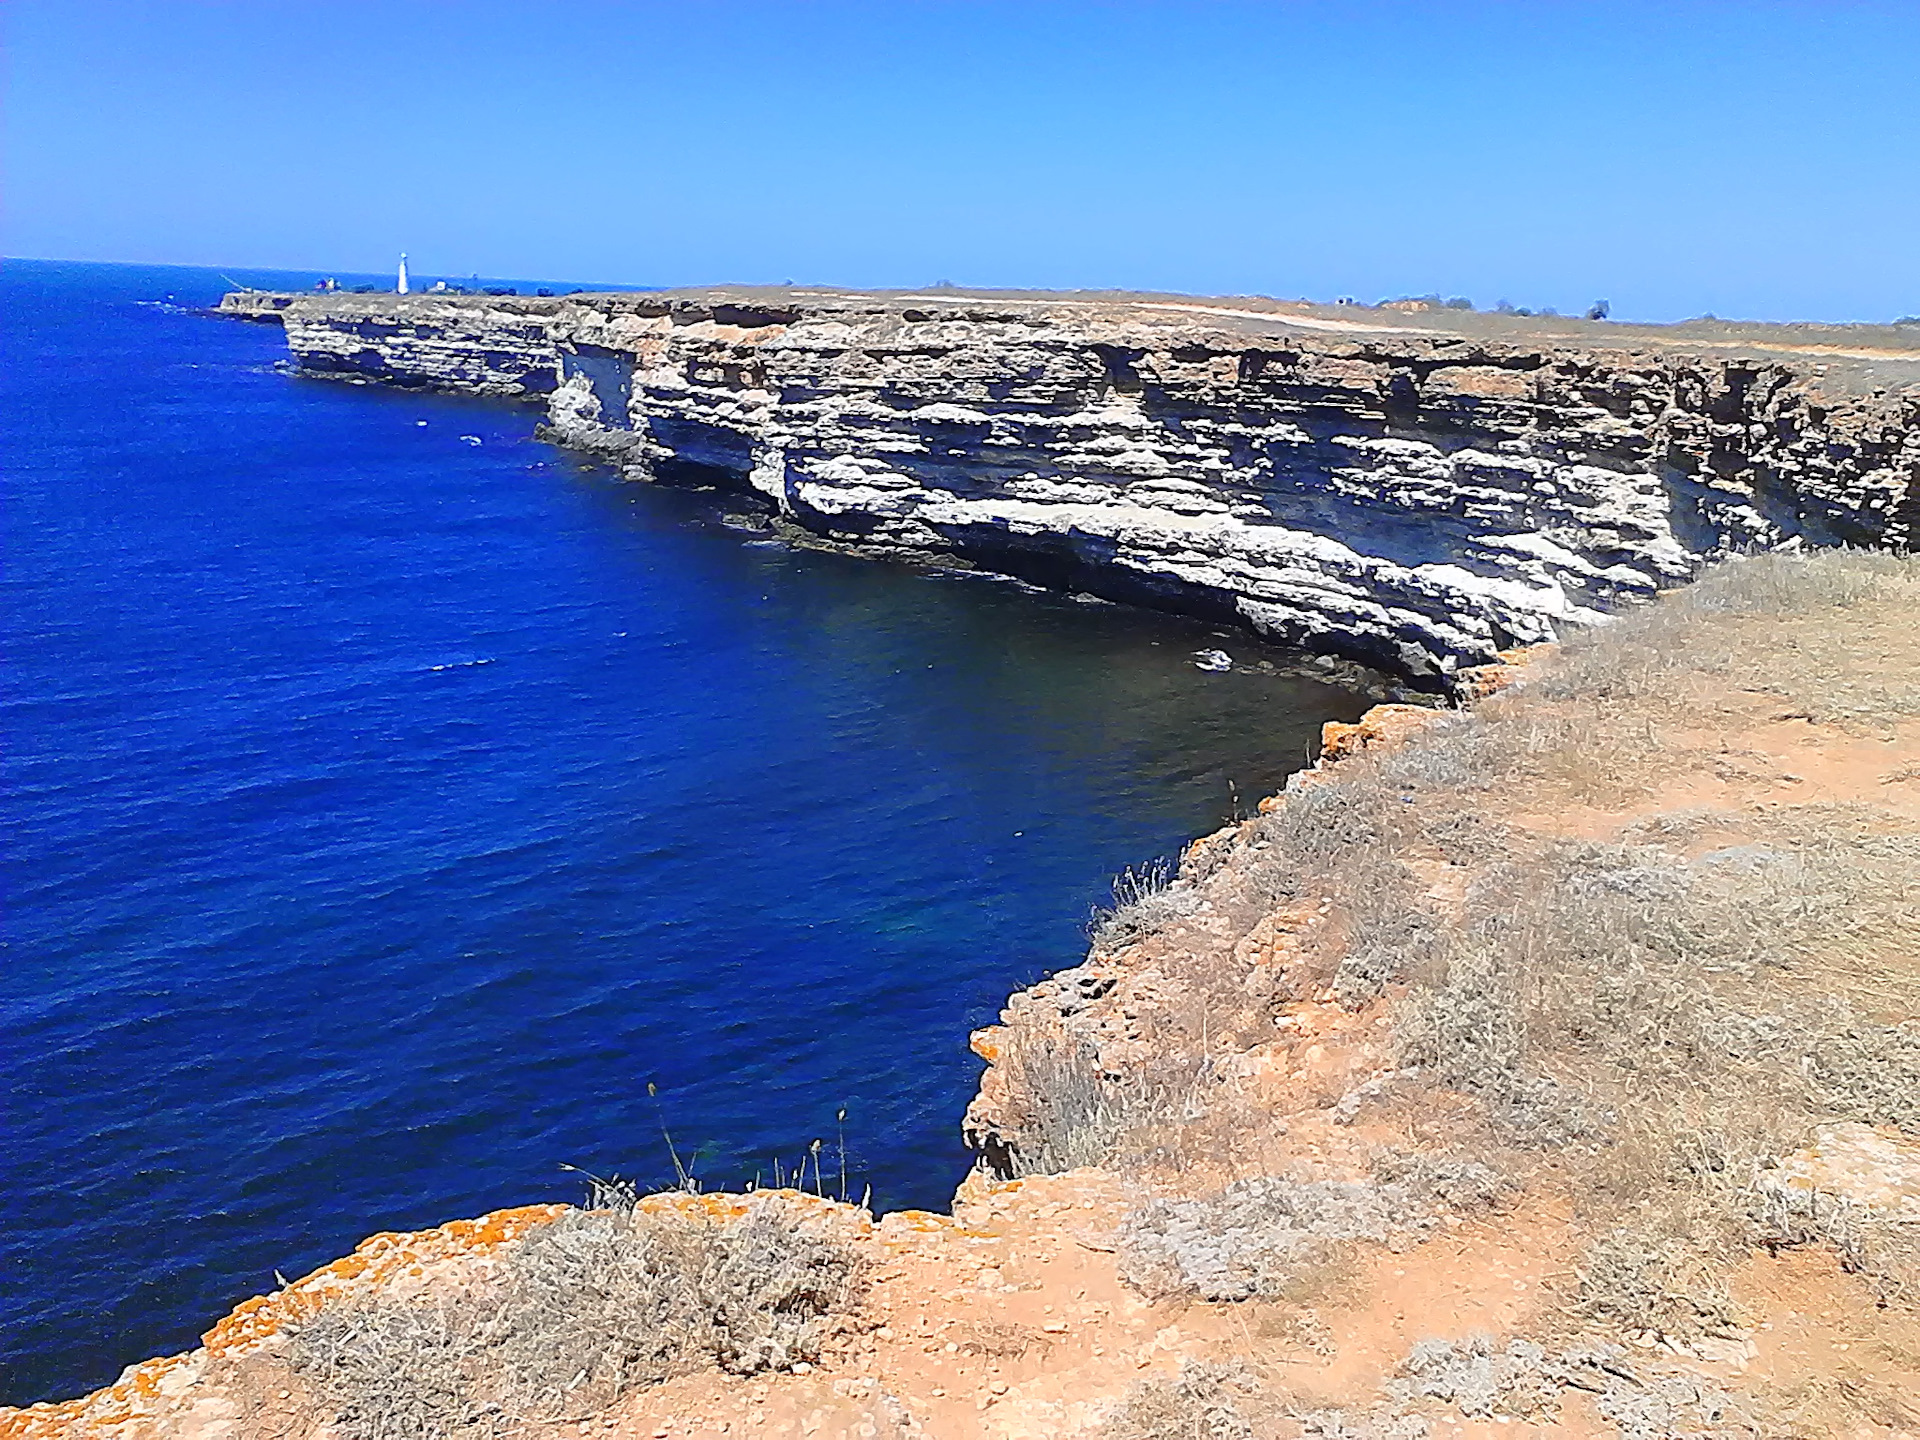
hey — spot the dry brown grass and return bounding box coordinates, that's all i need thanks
[284,1195,867,1440]
[1371,553,1920,1334]
[1762,1363,1920,1438]
[995,770,1449,1180]
[1100,1359,1261,1440]
[1006,550,1920,1369]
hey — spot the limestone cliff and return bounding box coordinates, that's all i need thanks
[218,287,1920,681]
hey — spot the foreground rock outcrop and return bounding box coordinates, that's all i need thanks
[219,286,1920,681]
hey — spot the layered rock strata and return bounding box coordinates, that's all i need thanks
[218,288,1920,679]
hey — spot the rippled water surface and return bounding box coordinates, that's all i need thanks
[0,260,1370,1403]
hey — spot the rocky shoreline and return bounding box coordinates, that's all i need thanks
[217,286,1920,684]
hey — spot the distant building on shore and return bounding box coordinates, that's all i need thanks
[397,253,410,295]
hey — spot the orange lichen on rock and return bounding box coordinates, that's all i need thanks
[0,1352,195,1440]
[1252,645,1545,816]
[1456,643,1549,699]
[0,1204,567,1440]
[1257,699,1453,813]
[199,1203,566,1360]
[1315,702,1442,765]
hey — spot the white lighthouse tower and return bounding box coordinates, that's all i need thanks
[397,253,410,295]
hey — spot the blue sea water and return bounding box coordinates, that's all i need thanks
[0,259,1369,1405]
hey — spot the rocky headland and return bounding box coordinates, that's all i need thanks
[215,285,1920,683]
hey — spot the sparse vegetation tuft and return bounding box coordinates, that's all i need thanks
[286,1195,867,1440]
[1118,1152,1512,1302]
[1089,856,1192,951]
[996,1030,1221,1177]
[1388,1335,1757,1436]
[1101,1359,1260,1440]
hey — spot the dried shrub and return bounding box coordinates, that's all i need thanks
[1118,1154,1510,1303]
[1368,1150,1517,1213]
[493,1201,861,1398]
[287,1196,866,1439]
[1573,1206,1743,1338]
[1102,1359,1259,1440]
[1391,1335,1560,1419]
[1119,1176,1383,1303]
[1090,858,1196,951]
[1749,1184,1920,1308]
[997,1031,1218,1178]
[1387,1335,1757,1437]
[1248,780,1401,900]
[1326,853,1443,1009]
[287,1295,501,1440]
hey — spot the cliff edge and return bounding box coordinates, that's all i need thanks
[218,286,1920,683]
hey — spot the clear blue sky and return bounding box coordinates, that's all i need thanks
[6,1,1916,321]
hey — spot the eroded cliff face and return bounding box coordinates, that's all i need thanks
[261,292,564,396]
[220,287,1920,680]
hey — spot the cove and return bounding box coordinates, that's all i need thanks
[0,262,1370,1405]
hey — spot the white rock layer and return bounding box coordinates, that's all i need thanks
[229,289,1920,681]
